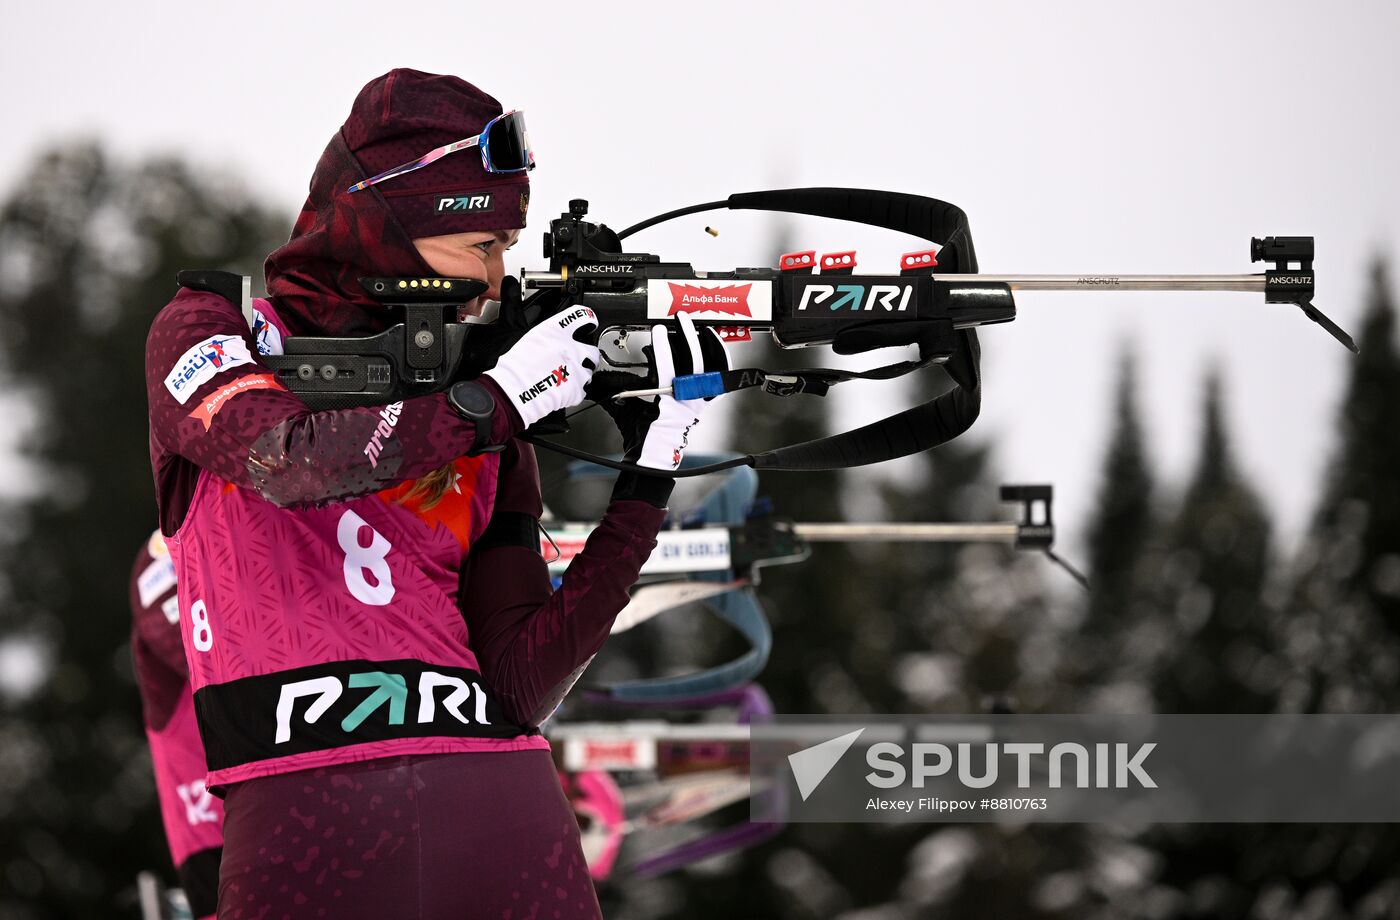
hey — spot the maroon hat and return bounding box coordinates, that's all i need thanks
[344,69,531,238]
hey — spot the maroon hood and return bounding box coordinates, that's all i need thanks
[263,133,433,336]
[265,70,531,336]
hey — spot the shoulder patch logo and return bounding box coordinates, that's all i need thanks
[165,335,255,404]
[250,309,284,356]
[137,555,178,607]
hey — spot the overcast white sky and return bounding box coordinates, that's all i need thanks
[4,0,1399,557]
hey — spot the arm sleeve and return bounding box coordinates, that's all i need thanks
[130,542,186,680]
[146,289,516,508]
[461,441,666,726]
[130,540,188,731]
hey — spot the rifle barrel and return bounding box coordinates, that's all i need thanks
[932,273,1264,292]
[792,522,1021,543]
[524,271,1269,293]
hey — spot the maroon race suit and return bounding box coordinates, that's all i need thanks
[144,95,667,918]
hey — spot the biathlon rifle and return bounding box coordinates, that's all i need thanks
[191,188,1352,478]
[546,459,1082,708]
[549,684,1000,879]
[544,484,1080,587]
[552,683,782,880]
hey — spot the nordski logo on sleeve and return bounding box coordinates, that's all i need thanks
[362,402,405,469]
[164,335,256,404]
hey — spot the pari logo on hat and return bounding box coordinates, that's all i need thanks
[343,69,532,236]
[436,193,495,213]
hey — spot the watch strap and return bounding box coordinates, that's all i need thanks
[448,381,504,455]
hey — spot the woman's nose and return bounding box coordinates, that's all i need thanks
[483,252,507,302]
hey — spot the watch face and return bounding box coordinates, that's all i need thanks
[453,382,496,417]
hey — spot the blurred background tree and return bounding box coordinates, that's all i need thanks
[0,142,285,919]
[1146,368,1275,714]
[1288,260,1400,714]
[1072,350,1161,709]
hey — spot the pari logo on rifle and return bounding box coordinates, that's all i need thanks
[794,278,917,314]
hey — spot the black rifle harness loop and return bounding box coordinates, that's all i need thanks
[522,188,985,477]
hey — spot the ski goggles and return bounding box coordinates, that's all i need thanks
[348,109,534,194]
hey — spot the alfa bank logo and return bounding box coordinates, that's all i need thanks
[519,365,569,404]
[667,283,753,318]
[646,279,773,321]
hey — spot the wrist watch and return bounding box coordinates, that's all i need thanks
[447,381,504,454]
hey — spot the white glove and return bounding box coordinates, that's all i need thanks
[636,313,729,470]
[484,306,600,428]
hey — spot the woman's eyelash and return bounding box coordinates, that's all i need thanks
[467,238,515,254]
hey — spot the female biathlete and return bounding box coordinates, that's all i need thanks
[144,69,727,919]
